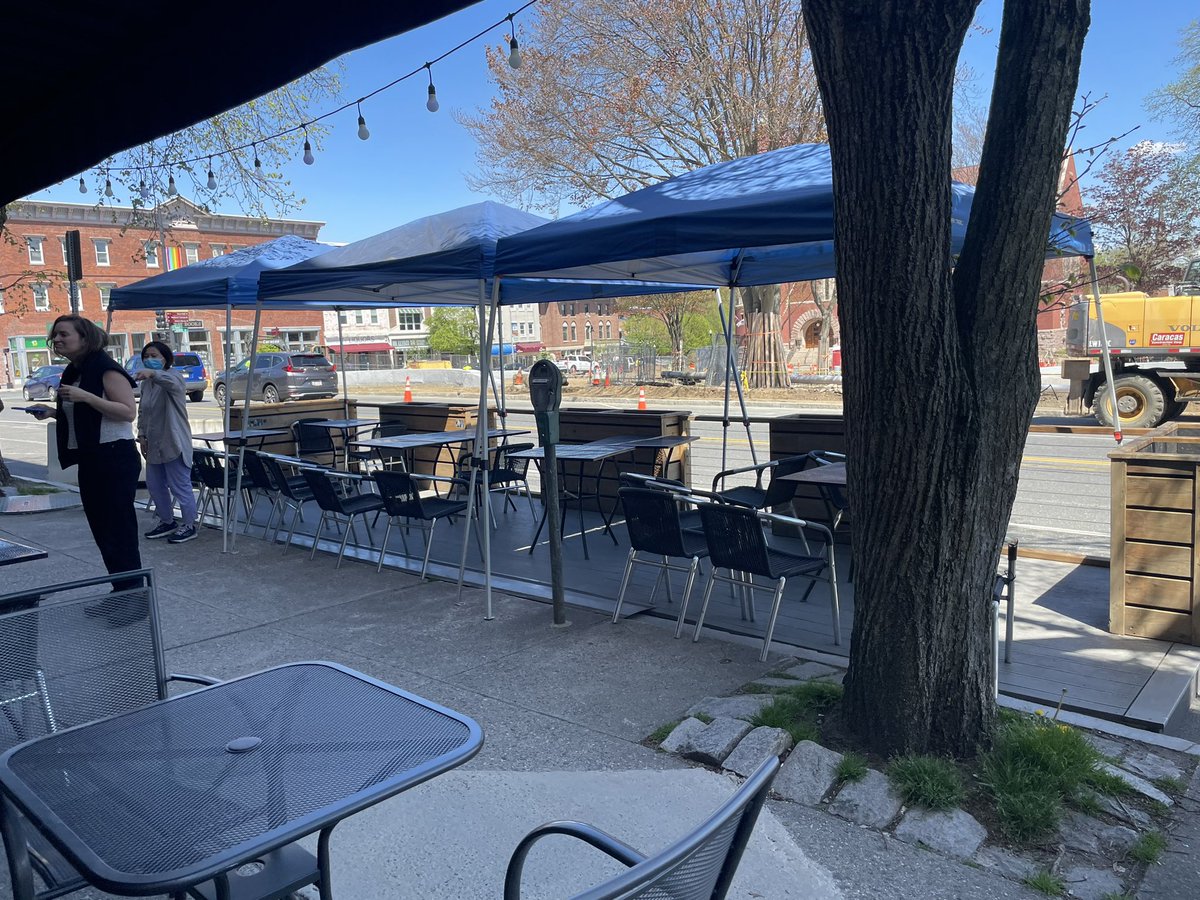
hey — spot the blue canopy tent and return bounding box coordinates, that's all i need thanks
[107,235,335,551]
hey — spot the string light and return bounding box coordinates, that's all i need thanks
[82,3,537,186]
[425,64,440,113]
[78,176,87,194]
[302,127,316,165]
[357,101,370,140]
[167,174,178,196]
[104,175,114,198]
[507,13,522,69]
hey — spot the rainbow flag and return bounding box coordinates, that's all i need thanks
[165,246,185,270]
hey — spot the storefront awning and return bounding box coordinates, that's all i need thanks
[514,342,543,352]
[329,342,393,353]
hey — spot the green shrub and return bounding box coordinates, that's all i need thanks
[1024,871,1065,896]
[888,755,964,810]
[836,752,868,784]
[1128,830,1167,864]
[750,695,820,744]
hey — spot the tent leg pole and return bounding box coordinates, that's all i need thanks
[231,304,262,552]
[220,305,233,553]
[716,291,733,473]
[729,287,756,464]
[338,310,349,420]
[1089,259,1122,443]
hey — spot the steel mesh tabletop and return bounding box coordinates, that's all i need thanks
[0,662,481,887]
[0,539,48,566]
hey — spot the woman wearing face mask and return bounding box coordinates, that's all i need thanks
[135,341,197,544]
[27,315,141,594]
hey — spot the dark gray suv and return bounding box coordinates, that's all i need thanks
[212,352,338,406]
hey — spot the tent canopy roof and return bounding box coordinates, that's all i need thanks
[493,143,1094,290]
[109,235,333,311]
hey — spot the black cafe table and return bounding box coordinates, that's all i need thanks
[0,538,48,567]
[0,662,483,899]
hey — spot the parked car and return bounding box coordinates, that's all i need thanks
[126,352,209,402]
[22,364,66,400]
[554,354,595,375]
[212,352,338,406]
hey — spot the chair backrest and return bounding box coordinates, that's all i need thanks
[698,503,773,577]
[0,570,164,752]
[762,454,811,507]
[241,450,276,493]
[373,470,425,519]
[262,455,303,502]
[300,468,346,514]
[619,487,693,558]
[377,421,409,439]
[192,448,227,490]
[293,419,335,455]
[496,442,534,477]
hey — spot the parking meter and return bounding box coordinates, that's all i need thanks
[528,360,562,446]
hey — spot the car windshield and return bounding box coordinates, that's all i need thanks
[290,355,332,368]
[174,354,203,367]
[34,366,63,378]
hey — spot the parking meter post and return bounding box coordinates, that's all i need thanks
[528,361,566,625]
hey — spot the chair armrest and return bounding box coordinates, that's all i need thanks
[167,673,221,687]
[710,459,775,492]
[757,510,834,544]
[504,821,646,900]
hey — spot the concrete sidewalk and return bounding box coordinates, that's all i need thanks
[2,508,1046,899]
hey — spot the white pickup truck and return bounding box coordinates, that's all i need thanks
[554,355,595,375]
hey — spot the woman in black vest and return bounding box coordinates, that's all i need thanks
[29,315,142,596]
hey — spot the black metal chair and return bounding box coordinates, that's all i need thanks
[504,755,781,900]
[373,470,477,580]
[300,469,385,569]
[292,418,336,464]
[260,454,317,551]
[347,420,409,471]
[693,502,841,661]
[237,450,283,536]
[0,571,318,900]
[456,442,537,522]
[710,453,811,511]
[612,487,709,634]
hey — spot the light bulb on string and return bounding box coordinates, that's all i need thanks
[138,179,149,203]
[357,101,370,140]
[206,158,217,191]
[78,176,87,194]
[302,127,315,165]
[104,176,113,198]
[507,14,522,69]
[425,64,440,112]
[253,144,262,177]
[167,174,178,196]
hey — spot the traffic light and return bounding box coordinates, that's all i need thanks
[155,309,167,329]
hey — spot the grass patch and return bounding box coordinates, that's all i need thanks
[980,713,1127,844]
[779,681,843,710]
[1128,830,1167,864]
[694,712,714,725]
[1071,789,1102,817]
[836,752,868,784]
[646,720,681,746]
[749,682,842,745]
[1152,775,1188,795]
[888,755,964,810]
[13,480,60,495]
[1023,870,1065,896]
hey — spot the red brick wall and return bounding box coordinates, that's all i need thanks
[538,300,622,354]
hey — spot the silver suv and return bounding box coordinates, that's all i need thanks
[213,352,338,405]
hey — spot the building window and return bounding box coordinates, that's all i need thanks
[183,243,200,265]
[93,239,111,266]
[60,237,69,264]
[32,283,50,311]
[0,289,5,313]
[211,244,226,257]
[584,322,593,341]
[584,303,590,314]
[559,303,567,316]
[561,322,569,342]
[569,303,576,316]
[396,310,423,331]
[145,242,159,268]
[97,283,115,311]
[27,237,44,265]
[228,244,246,253]
[570,322,577,342]
[605,322,613,339]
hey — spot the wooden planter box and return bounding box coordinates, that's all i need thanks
[1110,423,1200,645]
[228,398,357,465]
[557,407,693,507]
[768,413,847,529]
[377,401,495,479]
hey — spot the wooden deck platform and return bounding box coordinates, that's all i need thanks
[236,486,1200,732]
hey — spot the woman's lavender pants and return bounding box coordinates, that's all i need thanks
[147,455,197,527]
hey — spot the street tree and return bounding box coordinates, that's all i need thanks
[1083,141,1200,295]
[618,291,714,368]
[804,0,1089,756]
[461,0,825,387]
[426,308,480,355]
[1148,18,1200,168]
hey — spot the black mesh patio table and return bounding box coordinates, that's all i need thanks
[0,538,48,567]
[0,662,483,898]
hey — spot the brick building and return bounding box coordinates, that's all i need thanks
[538,299,622,356]
[0,197,325,386]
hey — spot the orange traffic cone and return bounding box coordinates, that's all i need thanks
[403,375,413,403]
[514,369,523,386]
[637,387,647,410]
[604,367,610,388]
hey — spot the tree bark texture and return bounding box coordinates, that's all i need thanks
[804,0,1089,756]
[741,285,790,387]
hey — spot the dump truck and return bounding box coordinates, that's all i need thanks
[1065,257,1200,428]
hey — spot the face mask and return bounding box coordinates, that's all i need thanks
[143,358,165,370]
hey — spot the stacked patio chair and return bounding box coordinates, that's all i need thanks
[373,470,479,580]
[612,486,710,633]
[0,571,322,900]
[504,755,781,900]
[692,502,841,661]
[709,453,811,512]
[300,469,385,569]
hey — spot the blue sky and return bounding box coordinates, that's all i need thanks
[28,0,1198,245]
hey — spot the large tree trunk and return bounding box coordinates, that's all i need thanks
[741,285,790,387]
[812,279,837,371]
[805,0,1089,756]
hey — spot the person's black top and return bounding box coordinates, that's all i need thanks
[55,351,136,469]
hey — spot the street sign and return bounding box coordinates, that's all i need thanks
[170,324,186,334]
[165,312,190,324]
[184,319,203,328]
